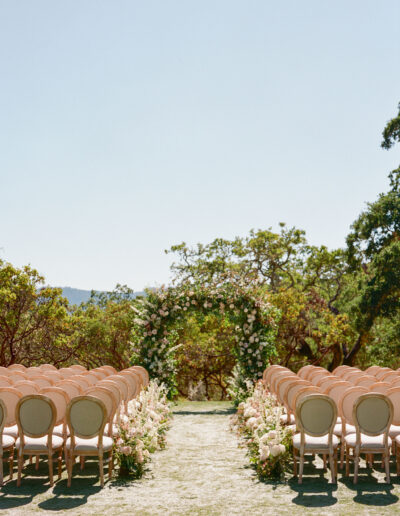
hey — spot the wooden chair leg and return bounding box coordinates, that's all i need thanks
[0,451,4,486]
[80,456,85,470]
[298,454,304,484]
[48,452,54,487]
[17,452,23,487]
[58,450,62,479]
[385,453,391,484]
[99,454,104,487]
[329,453,335,483]
[108,451,113,479]
[323,454,327,469]
[345,446,350,476]
[67,451,73,488]
[9,447,14,480]
[340,442,345,469]
[353,449,359,484]
[293,452,298,477]
[35,455,40,470]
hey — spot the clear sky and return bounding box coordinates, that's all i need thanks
[1,1,399,291]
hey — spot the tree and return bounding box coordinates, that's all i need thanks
[0,260,72,366]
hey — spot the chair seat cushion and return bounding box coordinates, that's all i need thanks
[280,413,296,425]
[333,423,356,436]
[104,423,119,437]
[66,436,113,453]
[293,433,339,450]
[15,435,64,451]
[3,425,18,438]
[2,434,15,448]
[53,424,69,438]
[345,433,392,449]
[389,425,400,438]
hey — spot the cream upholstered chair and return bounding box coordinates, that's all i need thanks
[344,393,393,484]
[85,387,118,437]
[40,387,70,441]
[319,377,341,394]
[364,365,381,375]
[66,396,112,487]
[0,399,15,485]
[369,382,392,394]
[296,365,314,379]
[99,365,117,376]
[105,376,130,414]
[97,380,122,422]
[120,370,141,399]
[130,366,149,387]
[337,386,369,468]
[1,387,22,439]
[375,368,393,380]
[59,369,77,379]
[293,394,338,483]
[13,381,40,397]
[7,364,26,372]
[39,364,58,372]
[0,376,13,388]
[9,371,27,382]
[354,376,376,388]
[55,379,83,398]
[16,394,64,486]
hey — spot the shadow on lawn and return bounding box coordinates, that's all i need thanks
[0,461,103,511]
[288,459,399,508]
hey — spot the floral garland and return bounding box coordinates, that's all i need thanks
[231,381,294,479]
[114,381,172,478]
[131,282,279,399]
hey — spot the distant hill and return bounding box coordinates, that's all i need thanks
[60,287,145,305]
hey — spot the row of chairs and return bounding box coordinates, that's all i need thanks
[0,364,149,487]
[264,364,400,483]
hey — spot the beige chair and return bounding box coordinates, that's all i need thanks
[68,365,87,373]
[344,393,393,484]
[297,365,314,379]
[319,377,341,394]
[364,365,380,375]
[0,399,15,485]
[303,367,325,381]
[30,376,54,389]
[8,365,26,372]
[1,387,22,439]
[9,371,27,382]
[43,372,63,384]
[105,376,130,414]
[332,365,351,376]
[13,381,40,396]
[337,386,369,468]
[70,375,92,390]
[16,394,64,486]
[293,394,339,483]
[99,365,118,376]
[79,373,98,386]
[266,367,289,391]
[130,366,149,387]
[120,370,141,399]
[86,387,118,437]
[354,376,376,388]
[55,380,83,399]
[59,369,77,379]
[39,364,58,372]
[0,376,13,388]
[40,387,70,440]
[386,387,400,444]
[375,368,393,380]
[369,382,392,394]
[66,396,113,487]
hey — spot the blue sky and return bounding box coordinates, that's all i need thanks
[1,1,399,291]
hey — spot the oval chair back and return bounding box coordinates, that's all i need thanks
[0,387,22,426]
[67,396,107,440]
[16,395,56,439]
[296,394,337,437]
[130,366,149,387]
[13,381,40,397]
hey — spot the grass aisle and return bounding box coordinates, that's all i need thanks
[1,401,399,515]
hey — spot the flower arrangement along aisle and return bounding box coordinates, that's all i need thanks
[115,381,172,478]
[231,381,293,480]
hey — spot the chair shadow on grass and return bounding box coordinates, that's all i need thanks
[288,459,338,508]
[0,459,103,511]
[339,461,399,507]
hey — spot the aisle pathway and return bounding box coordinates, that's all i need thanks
[2,401,397,515]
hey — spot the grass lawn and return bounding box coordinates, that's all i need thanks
[0,401,399,515]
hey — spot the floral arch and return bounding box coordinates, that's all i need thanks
[131,282,279,399]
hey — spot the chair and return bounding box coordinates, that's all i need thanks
[69,365,87,373]
[97,381,123,422]
[319,377,341,394]
[0,376,12,387]
[40,387,70,440]
[375,368,393,380]
[99,365,118,376]
[30,376,54,389]
[70,375,92,390]
[9,371,27,382]
[364,365,381,375]
[55,380,83,399]
[386,387,400,445]
[66,396,113,487]
[344,393,393,484]
[0,387,22,439]
[354,376,376,388]
[13,381,40,396]
[39,364,58,372]
[130,366,149,387]
[297,365,314,379]
[0,399,15,485]
[86,387,118,437]
[332,365,351,376]
[293,394,338,483]
[8,365,26,372]
[369,382,392,394]
[303,367,325,381]
[119,370,141,399]
[105,376,129,413]
[16,394,64,486]
[59,369,77,379]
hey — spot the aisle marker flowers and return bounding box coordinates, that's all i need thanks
[115,381,172,477]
